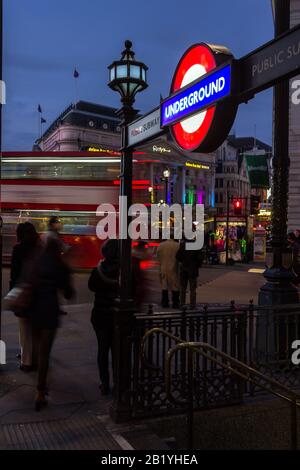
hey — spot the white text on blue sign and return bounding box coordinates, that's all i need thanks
[161,64,231,127]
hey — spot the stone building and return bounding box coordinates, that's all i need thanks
[214,135,272,216]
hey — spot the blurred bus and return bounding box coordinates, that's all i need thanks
[1,151,120,269]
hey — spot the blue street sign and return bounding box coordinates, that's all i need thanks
[161,63,232,128]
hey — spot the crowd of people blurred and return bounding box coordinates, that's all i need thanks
[6,215,300,412]
[6,219,205,409]
[204,230,250,265]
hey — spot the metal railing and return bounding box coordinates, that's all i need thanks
[141,327,300,450]
[131,301,300,418]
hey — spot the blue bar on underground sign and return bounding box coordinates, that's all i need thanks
[161,64,231,127]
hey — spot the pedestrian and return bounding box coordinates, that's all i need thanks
[9,222,41,372]
[88,239,119,396]
[157,238,180,308]
[44,215,66,254]
[240,237,247,263]
[294,229,300,244]
[31,236,74,411]
[176,239,203,309]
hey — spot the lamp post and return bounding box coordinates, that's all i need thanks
[148,186,153,204]
[163,168,170,204]
[108,40,148,422]
[259,0,298,305]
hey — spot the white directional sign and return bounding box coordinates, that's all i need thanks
[127,107,162,147]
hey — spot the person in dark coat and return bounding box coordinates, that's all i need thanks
[176,239,203,309]
[31,237,74,411]
[10,222,41,371]
[88,239,119,396]
[44,216,66,253]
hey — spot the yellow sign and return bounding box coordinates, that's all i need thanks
[87,146,120,155]
[185,162,210,170]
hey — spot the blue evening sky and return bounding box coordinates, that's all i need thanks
[3,0,274,150]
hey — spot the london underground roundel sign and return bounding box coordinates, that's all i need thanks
[168,43,238,153]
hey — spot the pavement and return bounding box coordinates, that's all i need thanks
[0,262,267,450]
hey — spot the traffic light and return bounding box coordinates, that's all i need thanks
[233,199,242,216]
[250,195,261,215]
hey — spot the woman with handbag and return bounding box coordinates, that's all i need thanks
[10,222,41,372]
[31,235,74,411]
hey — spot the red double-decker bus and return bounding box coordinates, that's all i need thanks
[1,151,123,268]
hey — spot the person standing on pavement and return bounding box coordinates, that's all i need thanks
[176,239,203,309]
[31,236,74,411]
[10,222,41,372]
[157,237,180,308]
[88,239,119,396]
[294,229,300,243]
[44,216,66,254]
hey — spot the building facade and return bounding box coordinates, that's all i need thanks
[35,101,216,213]
[214,136,272,216]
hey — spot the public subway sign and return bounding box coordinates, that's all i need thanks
[161,43,238,153]
[127,107,162,147]
[160,64,231,127]
[238,24,300,99]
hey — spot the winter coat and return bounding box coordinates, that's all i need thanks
[30,244,73,329]
[10,242,37,290]
[88,259,119,329]
[157,240,180,291]
[176,241,203,278]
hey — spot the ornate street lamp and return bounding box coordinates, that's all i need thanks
[108,40,148,108]
[108,40,148,422]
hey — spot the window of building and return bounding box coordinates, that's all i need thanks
[219,178,223,188]
[215,193,219,204]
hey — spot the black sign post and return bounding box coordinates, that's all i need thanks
[258,0,299,308]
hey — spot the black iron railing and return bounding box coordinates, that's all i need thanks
[131,301,300,418]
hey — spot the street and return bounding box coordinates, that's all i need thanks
[2,263,266,308]
[0,261,266,450]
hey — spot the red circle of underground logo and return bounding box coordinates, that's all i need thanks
[170,43,238,153]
